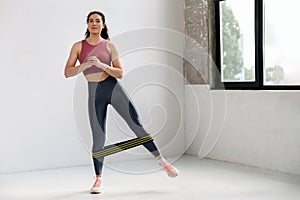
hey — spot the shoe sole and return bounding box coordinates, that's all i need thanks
[90,191,103,194]
[169,174,178,178]
[168,172,179,178]
[90,186,104,194]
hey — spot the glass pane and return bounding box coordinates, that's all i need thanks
[220,0,255,82]
[264,0,300,85]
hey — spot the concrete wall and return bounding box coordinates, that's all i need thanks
[185,87,300,175]
[184,0,300,175]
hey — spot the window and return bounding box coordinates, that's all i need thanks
[215,0,300,89]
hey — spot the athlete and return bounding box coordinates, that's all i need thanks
[64,11,179,194]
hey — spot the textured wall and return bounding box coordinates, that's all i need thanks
[184,0,216,84]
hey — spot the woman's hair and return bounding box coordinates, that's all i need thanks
[85,11,109,39]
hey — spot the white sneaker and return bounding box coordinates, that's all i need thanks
[90,177,104,194]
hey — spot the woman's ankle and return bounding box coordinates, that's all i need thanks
[95,174,102,179]
[155,155,168,164]
[155,155,162,160]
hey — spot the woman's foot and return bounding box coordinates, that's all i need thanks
[160,161,179,177]
[90,176,104,194]
[156,156,179,177]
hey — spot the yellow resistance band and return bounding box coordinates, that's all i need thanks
[92,135,153,158]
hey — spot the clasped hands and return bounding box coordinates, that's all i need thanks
[82,56,108,71]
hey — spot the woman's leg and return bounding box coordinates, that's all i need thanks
[88,82,108,176]
[110,81,179,177]
[110,82,161,157]
[88,81,112,194]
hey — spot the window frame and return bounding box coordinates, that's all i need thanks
[214,0,300,90]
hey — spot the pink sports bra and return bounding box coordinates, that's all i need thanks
[79,40,111,76]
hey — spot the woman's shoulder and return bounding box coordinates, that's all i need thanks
[71,40,83,52]
[106,40,115,47]
[73,40,83,47]
[106,40,118,52]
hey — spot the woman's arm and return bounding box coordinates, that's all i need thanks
[93,41,123,79]
[106,41,123,79]
[64,42,90,78]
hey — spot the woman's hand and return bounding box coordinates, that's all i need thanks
[86,56,108,71]
[80,61,94,71]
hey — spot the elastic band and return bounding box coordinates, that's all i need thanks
[92,135,154,158]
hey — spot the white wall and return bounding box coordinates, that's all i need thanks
[185,85,300,175]
[0,0,185,173]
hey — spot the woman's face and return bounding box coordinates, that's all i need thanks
[88,14,104,35]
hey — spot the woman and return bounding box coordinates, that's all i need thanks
[64,11,179,194]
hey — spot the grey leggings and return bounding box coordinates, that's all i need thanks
[88,76,160,175]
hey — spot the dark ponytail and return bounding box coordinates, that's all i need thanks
[85,11,109,40]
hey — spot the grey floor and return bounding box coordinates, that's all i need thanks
[1,155,299,200]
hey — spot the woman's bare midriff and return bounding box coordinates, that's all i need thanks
[84,72,110,82]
